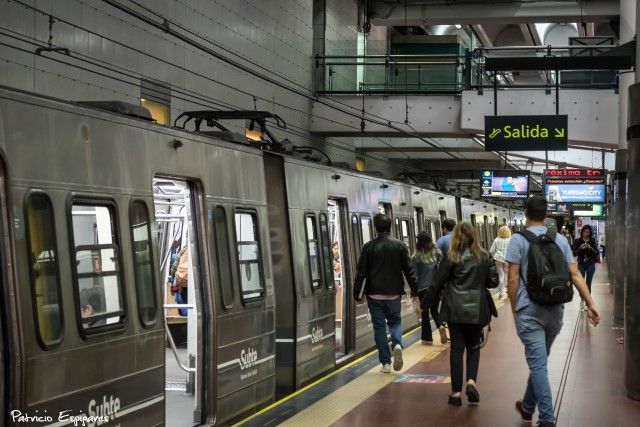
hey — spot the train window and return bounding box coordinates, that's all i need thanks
[25,192,63,348]
[129,201,157,327]
[234,210,264,302]
[319,213,334,290]
[414,208,424,235]
[361,215,373,244]
[70,202,125,331]
[400,219,411,249]
[352,214,362,259]
[305,214,321,290]
[214,206,234,309]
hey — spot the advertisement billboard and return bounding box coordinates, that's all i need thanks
[481,170,529,199]
[544,183,606,203]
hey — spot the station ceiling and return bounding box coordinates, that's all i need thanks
[348,0,621,198]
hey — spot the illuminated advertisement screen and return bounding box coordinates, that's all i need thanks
[544,183,606,203]
[573,204,605,217]
[481,170,529,199]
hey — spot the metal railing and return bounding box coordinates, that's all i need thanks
[314,53,466,95]
[314,44,621,95]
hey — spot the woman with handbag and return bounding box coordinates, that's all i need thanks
[427,222,499,406]
[412,232,447,345]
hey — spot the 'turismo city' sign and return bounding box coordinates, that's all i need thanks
[484,115,568,151]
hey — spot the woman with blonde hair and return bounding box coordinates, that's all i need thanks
[490,225,512,299]
[426,222,499,406]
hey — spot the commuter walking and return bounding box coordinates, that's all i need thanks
[353,214,418,373]
[489,226,511,299]
[426,222,499,406]
[411,232,447,345]
[572,224,599,308]
[599,233,606,259]
[436,218,456,259]
[506,196,600,427]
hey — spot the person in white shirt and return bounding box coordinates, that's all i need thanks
[490,226,512,299]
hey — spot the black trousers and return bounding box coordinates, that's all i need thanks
[448,323,483,393]
[418,289,441,341]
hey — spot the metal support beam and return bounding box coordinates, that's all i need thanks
[371,1,619,26]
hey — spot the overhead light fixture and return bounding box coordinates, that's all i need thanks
[140,98,146,102]
[455,24,462,29]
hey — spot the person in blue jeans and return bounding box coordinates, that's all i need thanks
[353,214,418,373]
[505,196,600,427]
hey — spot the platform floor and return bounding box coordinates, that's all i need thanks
[238,264,640,426]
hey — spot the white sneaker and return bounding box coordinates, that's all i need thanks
[393,344,403,371]
[380,363,391,373]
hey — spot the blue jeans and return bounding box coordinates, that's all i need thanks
[367,297,402,365]
[515,303,564,423]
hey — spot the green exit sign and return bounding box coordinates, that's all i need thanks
[485,115,568,151]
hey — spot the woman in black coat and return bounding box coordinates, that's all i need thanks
[426,222,499,406]
[573,224,598,299]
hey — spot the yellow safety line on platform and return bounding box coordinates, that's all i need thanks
[234,295,508,427]
[279,340,447,426]
[232,325,421,427]
[278,295,509,426]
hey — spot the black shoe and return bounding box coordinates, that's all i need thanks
[448,395,462,406]
[515,401,533,421]
[466,383,480,403]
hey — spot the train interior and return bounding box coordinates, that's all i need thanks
[71,203,124,328]
[152,178,202,425]
[328,198,349,360]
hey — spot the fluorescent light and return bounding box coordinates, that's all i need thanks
[140,98,146,102]
[455,24,462,29]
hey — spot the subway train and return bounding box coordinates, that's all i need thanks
[0,86,525,426]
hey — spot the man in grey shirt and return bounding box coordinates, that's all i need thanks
[505,196,600,427]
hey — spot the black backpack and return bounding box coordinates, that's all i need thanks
[516,230,574,305]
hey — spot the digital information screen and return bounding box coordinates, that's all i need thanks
[481,170,530,199]
[573,204,605,217]
[543,169,607,204]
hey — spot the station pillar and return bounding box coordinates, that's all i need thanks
[625,83,640,400]
[615,0,636,325]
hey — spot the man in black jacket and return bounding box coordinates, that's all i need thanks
[353,214,418,373]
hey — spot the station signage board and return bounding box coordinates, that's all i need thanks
[485,115,568,151]
[543,169,607,204]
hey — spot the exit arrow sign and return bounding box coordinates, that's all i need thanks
[485,115,568,151]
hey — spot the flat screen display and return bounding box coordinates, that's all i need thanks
[481,170,529,199]
[544,183,606,203]
[573,204,605,217]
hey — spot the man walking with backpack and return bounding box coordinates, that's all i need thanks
[505,196,600,427]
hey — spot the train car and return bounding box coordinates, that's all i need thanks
[265,155,459,397]
[0,86,276,426]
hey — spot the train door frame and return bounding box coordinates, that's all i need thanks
[0,162,12,424]
[328,198,353,361]
[152,176,211,423]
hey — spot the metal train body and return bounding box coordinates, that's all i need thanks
[0,86,524,426]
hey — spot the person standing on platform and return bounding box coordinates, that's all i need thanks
[599,233,606,260]
[426,222,499,406]
[436,218,456,259]
[489,225,512,299]
[573,224,599,307]
[411,231,446,345]
[506,196,600,427]
[353,213,418,374]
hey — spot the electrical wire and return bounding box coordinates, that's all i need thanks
[0,27,421,173]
